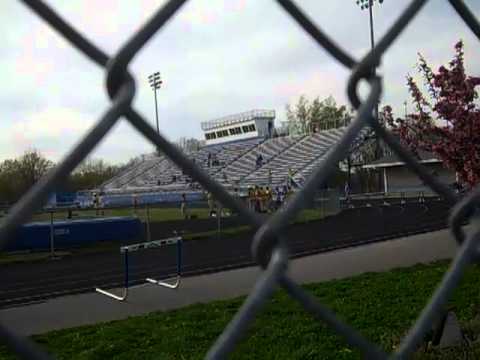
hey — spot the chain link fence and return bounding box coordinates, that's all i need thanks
[1,0,479,358]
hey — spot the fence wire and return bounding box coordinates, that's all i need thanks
[1,0,479,358]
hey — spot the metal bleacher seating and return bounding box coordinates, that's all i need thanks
[242,128,347,187]
[216,135,303,185]
[105,138,264,191]
[102,128,350,193]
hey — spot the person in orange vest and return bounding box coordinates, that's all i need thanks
[258,187,265,212]
[254,186,261,212]
[265,187,273,212]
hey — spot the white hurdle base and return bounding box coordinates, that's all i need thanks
[95,287,128,301]
[146,275,181,289]
[95,236,183,301]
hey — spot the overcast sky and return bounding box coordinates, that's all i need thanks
[1,0,479,164]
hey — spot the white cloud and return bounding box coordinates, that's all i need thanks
[1,0,479,164]
[5,108,96,161]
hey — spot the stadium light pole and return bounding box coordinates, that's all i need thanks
[355,0,383,119]
[148,71,162,135]
[356,0,384,191]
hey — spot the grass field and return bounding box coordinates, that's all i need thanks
[27,207,212,223]
[0,261,478,359]
[23,206,330,224]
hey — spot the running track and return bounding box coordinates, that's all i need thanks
[0,201,451,309]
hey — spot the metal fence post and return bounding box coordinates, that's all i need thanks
[49,211,55,259]
[321,190,324,219]
[217,203,222,240]
[146,203,151,242]
[177,239,183,276]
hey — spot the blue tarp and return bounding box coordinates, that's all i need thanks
[6,216,142,252]
[101,192,204,207]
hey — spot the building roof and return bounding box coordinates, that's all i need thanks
[363,150,441,169]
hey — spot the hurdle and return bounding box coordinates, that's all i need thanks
[95,236,183,301]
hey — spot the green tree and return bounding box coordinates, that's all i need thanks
[285,95,310,135]
[311,96,351,131]
[68,158,121,191]
[0,150,54,203]
[284,95,351,135]
[0,160,20,203]
[17,150,54,190]
[177,137,202,153]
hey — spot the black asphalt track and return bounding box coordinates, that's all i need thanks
[0,201,451,309]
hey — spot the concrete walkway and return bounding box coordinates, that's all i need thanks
[0,228,459,335]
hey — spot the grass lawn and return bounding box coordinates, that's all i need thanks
[0,261,479,359]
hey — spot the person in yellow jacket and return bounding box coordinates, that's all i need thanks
[265,187,273,212]
[254,186,261,212]
[258,187,265,212]
[247,187,254,211]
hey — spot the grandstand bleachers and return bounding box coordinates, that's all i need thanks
[101,128,353,193]
[103,156,163,190]
[105,137,264,191]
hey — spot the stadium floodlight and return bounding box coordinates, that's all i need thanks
[148,71,162,135]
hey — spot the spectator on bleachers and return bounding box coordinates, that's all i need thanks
[211,153,219,167]
[268,168,272,186]
[207,152,212,168]
[287,168,294,186]
[256,154,264,169]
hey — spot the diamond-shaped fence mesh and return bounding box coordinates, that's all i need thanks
[1,0,480,358]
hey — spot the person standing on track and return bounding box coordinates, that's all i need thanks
[207,191,215,217]
[180,193,189,220]
[247,187,254,211]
